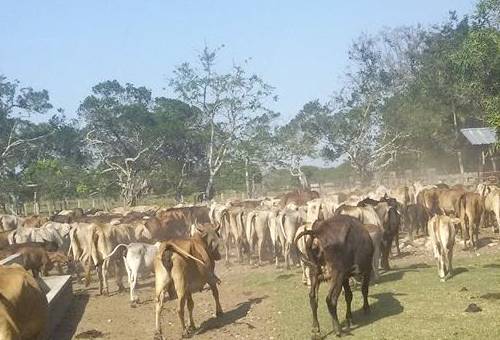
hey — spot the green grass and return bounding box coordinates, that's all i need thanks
[234,255,500,339]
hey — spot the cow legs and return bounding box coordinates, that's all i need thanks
[309,271,321,338]
[115,261,125,293]
[371,245,380,283]
[394,233,400,257]
[96,263,105,295]
[154,259,170,337]
[177,294,188,337]
[127,258,141,303]
[257,237,264,266]
[186,293,196,333]
[236,238,243,263]
[448,248,454,278]
[361,272,371,314]
[342,278,353,330]
[301,260,308,285]
[325,272,344,337]
[284,242,291,270]
[224,239,231,265]
[209,282,223,317]
[381,238,391,271]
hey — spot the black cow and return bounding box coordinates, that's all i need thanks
[295,215,374,338]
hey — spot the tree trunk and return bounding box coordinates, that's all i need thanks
[245,157,251,199]
[297,168,309,190]
[176,162,188,203]
[452,104,464,175]
[205,173,215,201]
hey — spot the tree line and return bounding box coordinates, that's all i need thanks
[0,0,498,209]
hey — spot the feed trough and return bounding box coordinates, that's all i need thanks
[0,253,73,337]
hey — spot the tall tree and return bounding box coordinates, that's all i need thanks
[0,75,53,172]
[170,46,277,199]
[79,81,164,206]
[274,101,324,189]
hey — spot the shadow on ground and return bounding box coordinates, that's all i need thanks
[51,292,90,340]
[197,296,268,335]
[317,292,405,339]
[452,267,469,277]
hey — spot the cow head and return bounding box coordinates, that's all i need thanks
[193,222,222,261]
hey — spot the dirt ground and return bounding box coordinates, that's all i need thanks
[52,230,500,340]
[52,257,281,340]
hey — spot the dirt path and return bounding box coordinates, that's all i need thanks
[52,262,280,340]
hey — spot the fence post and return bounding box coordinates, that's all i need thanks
[23,203,28,216]
[77,200,81,209]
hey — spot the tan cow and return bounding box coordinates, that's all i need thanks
[459,192,485,249]
[479,184,500,233]
[277,207,305,269]
[278,189,320,208]
[436,188,466,216]
[245,208,271,266]
[295,223,313,286]
[154,224,223,339]
[428,215,460,281]
[220,206,246,264]
[363,223,383,282]
[0,264,49,340]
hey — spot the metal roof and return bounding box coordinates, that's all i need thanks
[460,127,497,145]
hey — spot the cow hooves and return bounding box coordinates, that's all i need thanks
[153,331,163,340]
[216,310,224,318]
[311,331,321,340]
[182,328,194,338]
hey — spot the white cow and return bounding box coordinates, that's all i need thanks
[104,242,160,303]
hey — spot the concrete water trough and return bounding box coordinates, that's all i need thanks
[0,253,73,338]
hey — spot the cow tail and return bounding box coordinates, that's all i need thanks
[279,212,287,240]
[294,229,318,269]
[220,209,229,235]
[250,213,257,240]
[162,242,206,266]
[102,244,128,269]
[459,194,467,227]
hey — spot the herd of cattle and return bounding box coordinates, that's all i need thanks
[0,180,499,339]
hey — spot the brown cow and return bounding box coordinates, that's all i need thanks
[295,215,373,338]
[0,245,54,278]
[22,215,49,229]
[435,188,465,216]
[405,203,429,239]
[363,223,383,282]
[154,224,223,339]
[279,189,320,208]
[0,265,49,340]
[459,192,485,249]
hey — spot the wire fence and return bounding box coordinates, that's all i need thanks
[5,169,499,217]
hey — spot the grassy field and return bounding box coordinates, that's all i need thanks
[236,251,500,339]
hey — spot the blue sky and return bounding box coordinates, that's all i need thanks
[1,0,476,124]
